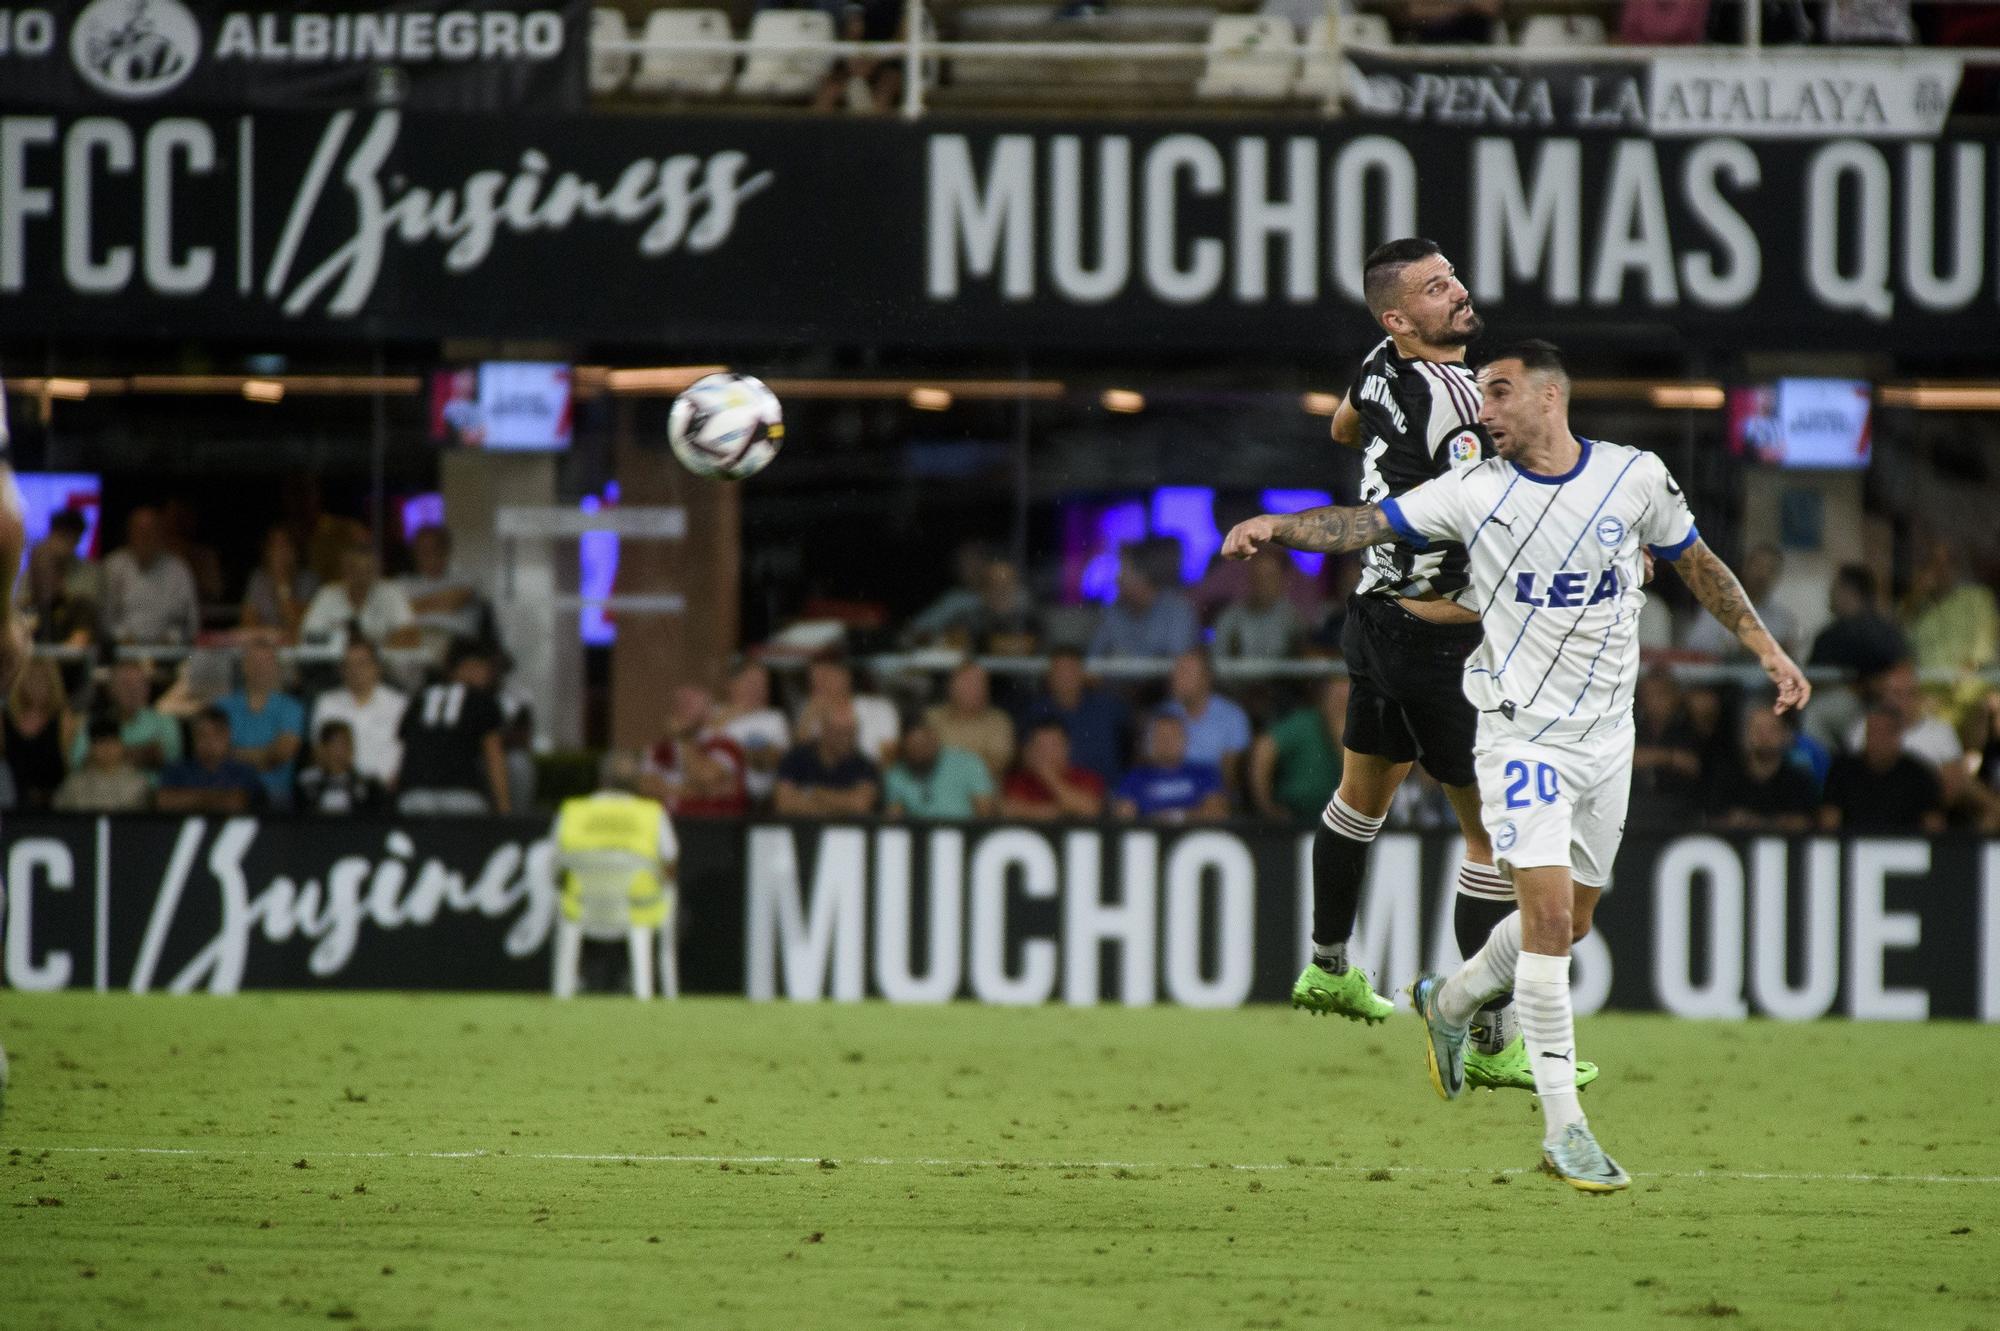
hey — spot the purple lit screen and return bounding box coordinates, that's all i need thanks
[15,473,101,578]
[578,482,621,645]
[1061,486,1331,603]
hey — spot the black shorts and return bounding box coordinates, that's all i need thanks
[1340,595,1483,789]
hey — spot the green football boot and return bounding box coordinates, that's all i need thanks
[1290,962,1394,1024]
[1539,1122,1631,1193]
[1464,1035,1601,1092]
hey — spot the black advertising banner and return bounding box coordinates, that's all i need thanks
[0,1,586,112]
[4,110,1999,350]
[4,815,1998,1022]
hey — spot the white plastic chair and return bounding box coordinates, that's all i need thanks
[1295,12,1390,99]
[736,10,838,100]
[1516,14,1608,45]
[630,8,735,97]
[551,849,679,1000]
[1194,15,1299,101]
[590,7,632,94]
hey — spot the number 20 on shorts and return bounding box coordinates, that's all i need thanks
[1503,760,1560,809]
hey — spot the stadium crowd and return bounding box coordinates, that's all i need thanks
[9,507,2000,832]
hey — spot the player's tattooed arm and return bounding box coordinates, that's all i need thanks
[1221,505,1395,559]
[1672,539,1813,714]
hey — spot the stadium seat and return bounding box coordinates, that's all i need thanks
[590,7,632,94]
[1194,15,1298,101]
[1295,12,1390,100]
[629,8,735,98]
[736,10,837,101]
[1515,14,1608,46]
[550,849,679,1000]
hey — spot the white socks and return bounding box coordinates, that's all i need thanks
[1516,950,1585,1145]
[1438,911,1521,1028]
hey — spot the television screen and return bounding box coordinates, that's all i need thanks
[1728,379,1872,470]
[14,472,102,577]
[429,362,573,451]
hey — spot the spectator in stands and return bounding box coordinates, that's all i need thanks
[1975,688,2000,805]
[1249,675,1348,823]
[1706,705,1819,832]
[968,561,1040,655]
[397,640,510,815]
[1395,0,1498,44]
[1212,551,1305,660]
[1020,646,1127,785]
[1684,543,1798,660]
[1822,0,1914,44]
[906,540,993,645]
[1089,548,1199,659]
[1629,668,1705,828]
[641,684,749,817]
[1618,0,1712,44]
[1000,721,1106,820]
[1808,564,1909,677]
[774,702,880,816]
[926,661,1015,780]
[101,507,201,646]
[310,640,407,788]
[1310,556,1362,653]
[26,509,99,644]
[301,541,417,649]
[1820,706,1945,835]
[55,717,152,813]
[815,0,905,113]
[1901,539,1998,676]
[399,524,494,654]
[295,719,387,815]
[159,497,226,609]
[1845,660,1999,826]
[714,660,791,808]
[795,657,900,767]
[155,708,264,814]
[218,640,305,809]
[239,525,318,642]
[6,657,76,809]
[1160,650,1252,795]
[495,654,539,814]
[1113,714,1228,824]
[883,721,996,819]
[70,659,181,781]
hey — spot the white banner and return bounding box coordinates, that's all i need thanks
[1648,54,1962,139]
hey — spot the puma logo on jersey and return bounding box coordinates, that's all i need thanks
[1357,373,1408,433]
[1513,570,1620,608]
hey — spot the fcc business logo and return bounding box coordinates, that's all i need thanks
[70,0,202,100]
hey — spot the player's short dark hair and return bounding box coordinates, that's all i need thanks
[1362,238,1442,319]
[1484,339,1571,392]
[50,509,86,538]
[1835,564,1877,600]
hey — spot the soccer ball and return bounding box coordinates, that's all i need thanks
[666,373,784,481]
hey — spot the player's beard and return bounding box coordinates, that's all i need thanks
[1426,303,1483,347]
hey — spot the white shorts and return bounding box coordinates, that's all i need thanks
[1474,722,1634,890]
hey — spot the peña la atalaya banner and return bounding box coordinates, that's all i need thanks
[2,110,1999,351]
[3,814,1997,1021]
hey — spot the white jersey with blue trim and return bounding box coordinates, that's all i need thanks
[1378,437,1698,745]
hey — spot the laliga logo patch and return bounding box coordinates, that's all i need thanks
[1495,820,1519,852]
[71,0,201,100]
[1447,430,1481,468]
[1596,516,1626,547]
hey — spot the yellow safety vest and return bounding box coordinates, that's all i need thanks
[555,792,670,929]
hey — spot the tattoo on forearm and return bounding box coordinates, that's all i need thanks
[1273,504,1391,554]
[1676,542,1769,646]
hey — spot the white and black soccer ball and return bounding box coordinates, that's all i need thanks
[666,373,784,481]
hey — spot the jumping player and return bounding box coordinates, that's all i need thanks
[1294,239,1585,1093]
[1223,340,1809,1190]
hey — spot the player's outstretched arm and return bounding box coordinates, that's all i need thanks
[1671,539,1811,714]
[1221,505,1395,560]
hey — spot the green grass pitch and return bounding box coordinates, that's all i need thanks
[3,993,1996,1330]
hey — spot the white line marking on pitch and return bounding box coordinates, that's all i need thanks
[17,1145,2000,1186]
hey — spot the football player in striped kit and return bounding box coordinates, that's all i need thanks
[1294,239,1586,1095]
[1224,340,1809,1191]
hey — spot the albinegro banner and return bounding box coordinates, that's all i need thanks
[3,815,1996,1020]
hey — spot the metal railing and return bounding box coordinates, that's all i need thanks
[597,0,2000,119]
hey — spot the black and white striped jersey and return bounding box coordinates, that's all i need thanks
[1349,338,1490,604]
[1379,437,1701,745]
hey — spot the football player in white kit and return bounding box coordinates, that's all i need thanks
[1222,341,1809,1191]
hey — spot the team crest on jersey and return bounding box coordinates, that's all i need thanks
[1447,430,1481,468]
[1596,516,1626,546]
[1495,820,1519,852]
